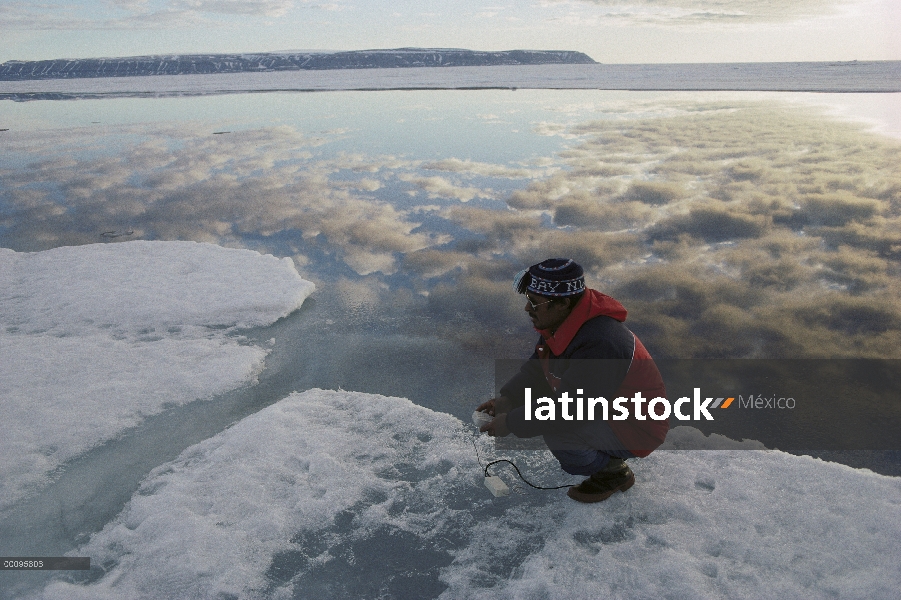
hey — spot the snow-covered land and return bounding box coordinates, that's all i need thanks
[0,241,314,512]
[35,389,901,599]
[1,62,899,101]
[0,49,597,80]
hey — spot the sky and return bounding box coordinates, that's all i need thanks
[0,0,899,63]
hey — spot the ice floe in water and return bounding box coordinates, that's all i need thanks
[0,241,314,511]
[37,389,481,599]
[37,389,901,600]
[5,241,899,598]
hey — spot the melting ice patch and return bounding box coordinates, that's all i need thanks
[37,389,901,600]
[0,241,314,511]
[447,450,901,599]
[37,389,480,599]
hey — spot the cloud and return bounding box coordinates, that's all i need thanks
[442,205,644,271]
[797,193,884,227]
[312,201,439,275]
[815,245,892,293]
[649,203,771,242]
[106,0,152,10]
[439,100,901,358]
[4,98,901,359]
[0,0,295,31]
[420,158,534,179]
[0,3,102,30]
[170,0,294,16]
[623,180,688,205]
[402,249,474,280]
[534,121,586,139]
[531,230,644,271]
[398,174,490,203]
[445,206,542,244]
[554,198,654,231]
[332,177,383,192]
[542,0,859,24]
[424,272,528,338]
[818,219,901,259]
[507,174,594,210]
[0,124,443,276]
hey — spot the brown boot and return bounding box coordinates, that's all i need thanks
[567,459,635,503]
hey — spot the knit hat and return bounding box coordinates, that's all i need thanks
[513,258,585,297]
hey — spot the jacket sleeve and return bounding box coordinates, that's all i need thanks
[499,350,550,408]
[506,323,633,438]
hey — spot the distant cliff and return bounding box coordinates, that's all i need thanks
[0,49,597,81]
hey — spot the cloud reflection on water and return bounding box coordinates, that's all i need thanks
[2,93,900,360]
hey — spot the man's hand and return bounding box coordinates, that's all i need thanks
[475,396,512,417]
[475,398,496,416]
[480,413,510,437]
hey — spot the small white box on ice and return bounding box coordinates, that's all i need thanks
[484,475,509,497]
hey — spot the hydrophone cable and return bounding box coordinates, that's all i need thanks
[470,435,580,491]
[485,458,579,490]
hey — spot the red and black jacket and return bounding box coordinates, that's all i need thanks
[502,289,668,457]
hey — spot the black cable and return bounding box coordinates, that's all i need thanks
[471,437,580,491]
[484,459,579,490]
[471,436,485,471]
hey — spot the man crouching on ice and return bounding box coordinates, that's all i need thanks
[476,258,668,503]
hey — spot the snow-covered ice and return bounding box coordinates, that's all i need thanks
[2,63,900,97]
[0,241,313,332]
[0,241,314,512]
[35,389,901,599]
[36,389,475,599]
[3,240,899,599]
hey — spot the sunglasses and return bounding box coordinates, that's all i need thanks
[526,295,555,310]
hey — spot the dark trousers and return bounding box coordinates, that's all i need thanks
[543,421,634,476]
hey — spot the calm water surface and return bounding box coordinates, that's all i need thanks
[1,88,899,453]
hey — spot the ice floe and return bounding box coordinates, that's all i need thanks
[37,389,901,600]
[0,241,314,511]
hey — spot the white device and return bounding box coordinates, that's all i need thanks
[472,410,493,428]
[484,475,510,497]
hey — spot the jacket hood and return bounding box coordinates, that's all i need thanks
[536,289,627,355]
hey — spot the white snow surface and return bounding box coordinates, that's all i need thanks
[0,241,314,511]
[36,389,901,600]
[0,241,313,332]
[2,63,900,96]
